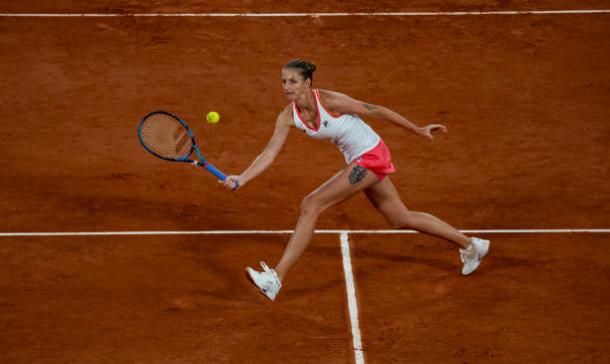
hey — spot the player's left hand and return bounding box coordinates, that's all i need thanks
[419,124,447,140]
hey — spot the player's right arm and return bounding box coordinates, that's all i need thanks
[221,105,293,190]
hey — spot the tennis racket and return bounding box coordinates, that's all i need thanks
[137,111,238,189]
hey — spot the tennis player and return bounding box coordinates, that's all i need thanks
[221,60,490,301]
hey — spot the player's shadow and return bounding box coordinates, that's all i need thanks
[353,247,457,272]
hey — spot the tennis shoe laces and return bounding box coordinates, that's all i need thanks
[246,261,282,301]
[460,237,490,275]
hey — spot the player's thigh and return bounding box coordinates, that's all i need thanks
[304,164,379,211]
[364,177,410,225]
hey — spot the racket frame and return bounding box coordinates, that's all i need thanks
[137,110,230,183]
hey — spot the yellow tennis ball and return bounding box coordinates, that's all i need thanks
[206,111,220,124]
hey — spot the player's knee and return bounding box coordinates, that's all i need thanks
[390,220,406,229]
[390,212,415,229]
[300,195,322,217]
[390,220,409,229]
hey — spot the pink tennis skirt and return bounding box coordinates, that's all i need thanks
[353,139,396,181]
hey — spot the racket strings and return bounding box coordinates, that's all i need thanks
[140,113,192,160]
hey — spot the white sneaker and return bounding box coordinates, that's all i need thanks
[460,237,490,276]
[245,261,282,301]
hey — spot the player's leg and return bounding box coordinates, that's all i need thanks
[364,176,470,247]
[363,177,489,275]
[273,164,378,280]
[246,164,379,300]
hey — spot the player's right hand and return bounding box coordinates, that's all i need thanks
[220,175,242,191]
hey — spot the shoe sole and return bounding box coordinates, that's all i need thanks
[244,268,275,301]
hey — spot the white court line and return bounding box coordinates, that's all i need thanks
[0,229,609,237]
[340,232,365,364]
[0,10,609,17]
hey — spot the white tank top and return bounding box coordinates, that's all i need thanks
[292,89,381,163]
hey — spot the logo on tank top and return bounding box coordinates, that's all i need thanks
[323,120,329,128]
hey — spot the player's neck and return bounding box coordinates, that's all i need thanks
[295,89,316,112]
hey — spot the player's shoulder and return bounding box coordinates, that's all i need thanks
[318,89,353,101]
[317,89,352,108]
[278,103,293,118]
[276,104,294,127]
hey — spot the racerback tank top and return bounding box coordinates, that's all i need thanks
[292,89,381,163]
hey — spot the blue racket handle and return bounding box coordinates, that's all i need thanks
[204,163,226,180]
[205,163,240,190]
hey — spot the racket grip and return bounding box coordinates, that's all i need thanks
[204,163,226,180]
[204,163,239,190]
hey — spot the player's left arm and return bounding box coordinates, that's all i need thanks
[320,90,446,140]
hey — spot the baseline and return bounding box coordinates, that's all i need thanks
[1,229,609,237]
[1,10,610,17]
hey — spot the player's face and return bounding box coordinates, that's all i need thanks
[281,68,311,101]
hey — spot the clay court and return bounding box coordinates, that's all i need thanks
[1,1,610,363]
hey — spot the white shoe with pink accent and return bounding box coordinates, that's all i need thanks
[460,237,490,275]
[246,261,282,301]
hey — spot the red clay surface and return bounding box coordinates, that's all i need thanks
[3,0,610,13]
[351,234,610,363]
[1,235,352,362]
[1,1,609,363]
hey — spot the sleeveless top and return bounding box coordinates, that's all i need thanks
[292,89,381,163]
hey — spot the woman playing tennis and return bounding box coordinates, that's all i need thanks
[221,60,490,301]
